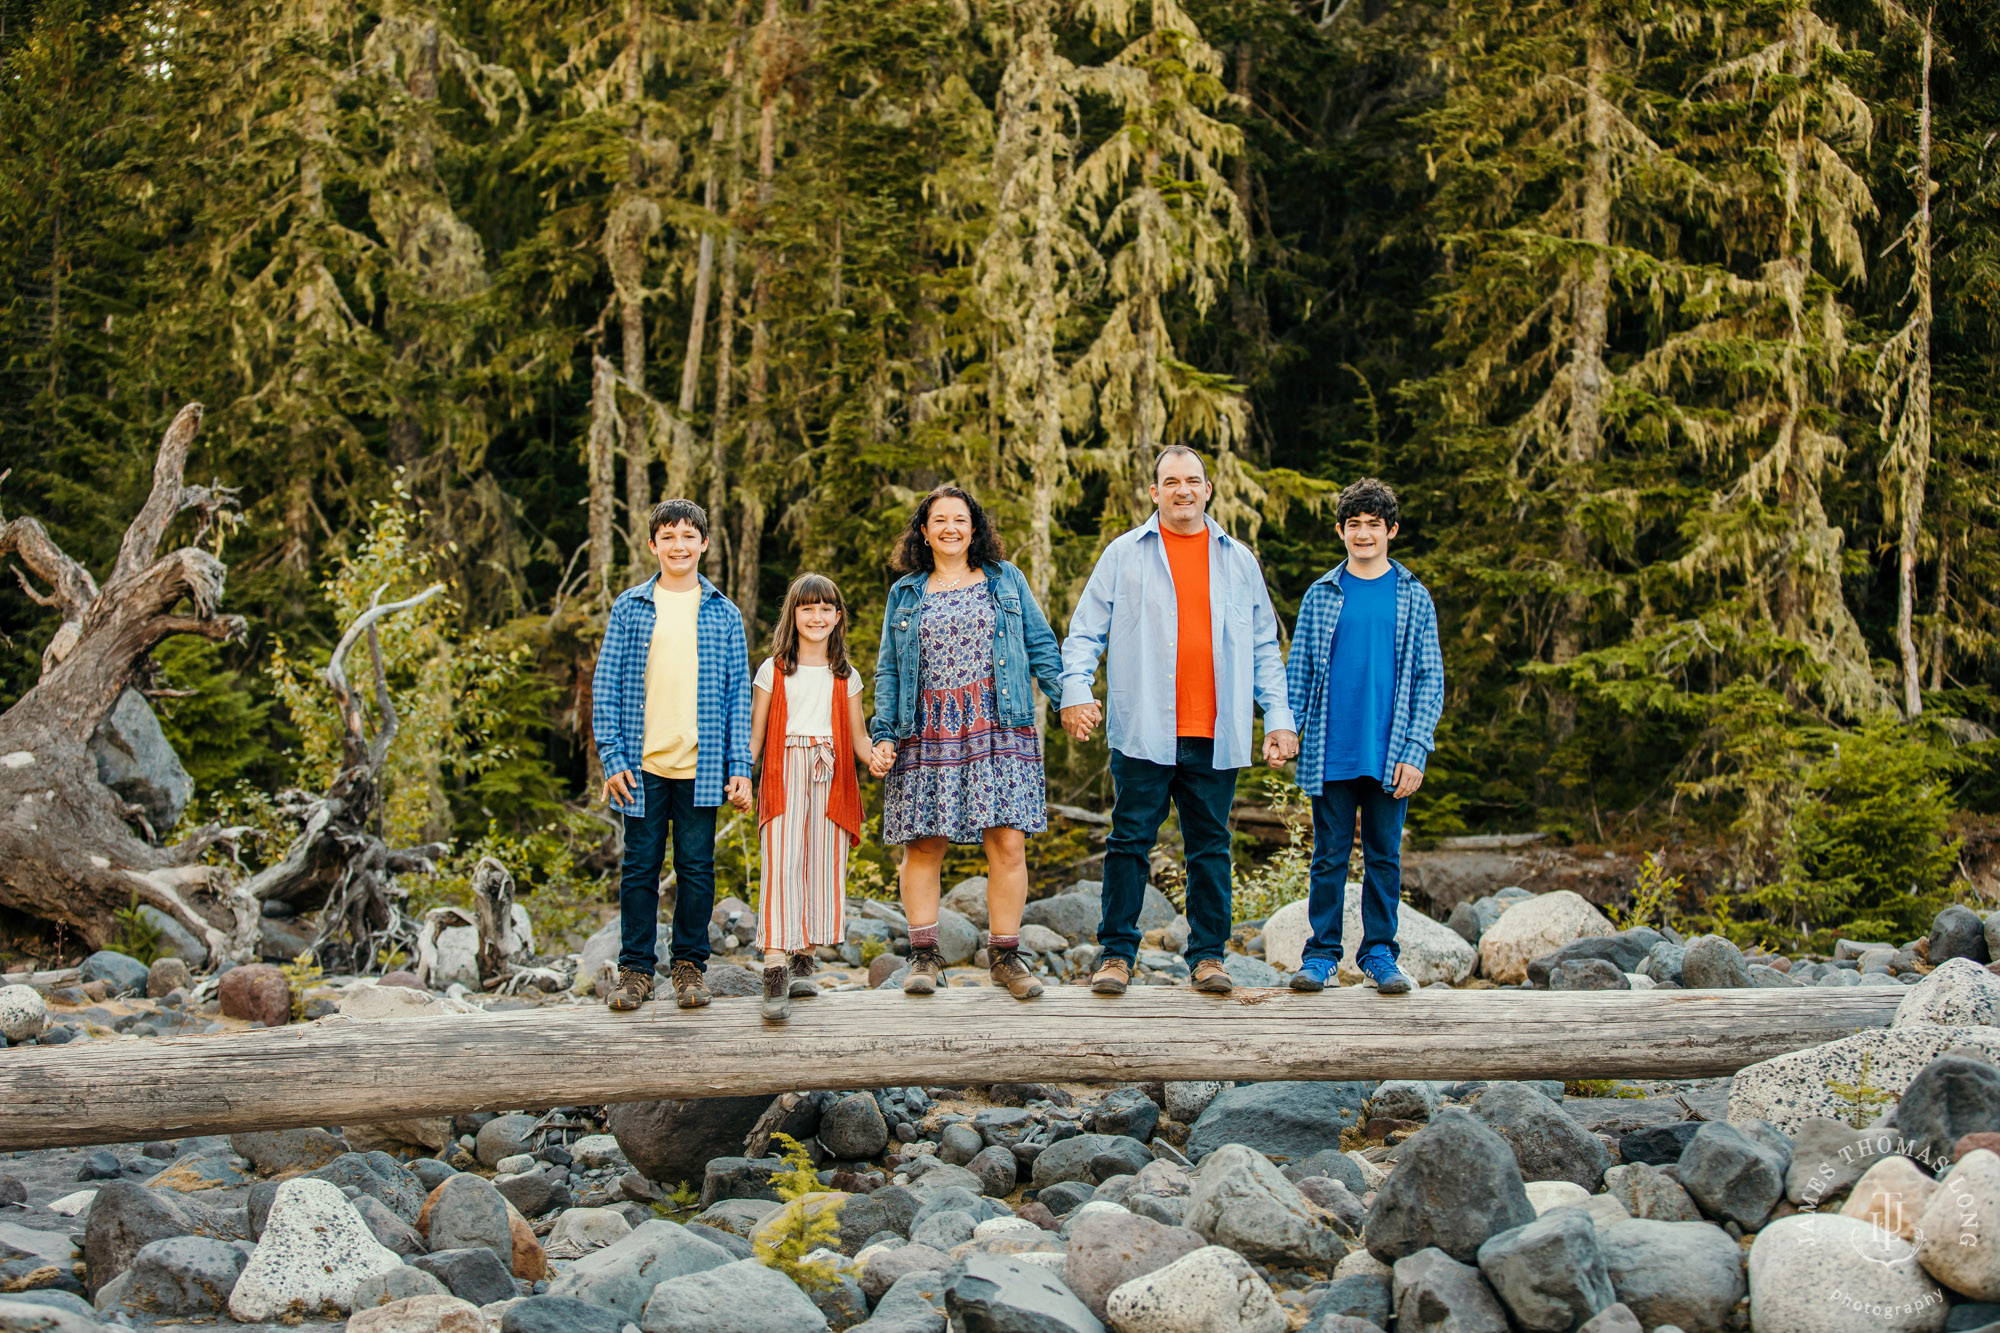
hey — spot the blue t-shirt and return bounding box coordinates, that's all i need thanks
[1321,566,1397,784]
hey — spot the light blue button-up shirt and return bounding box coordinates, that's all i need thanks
[1059,514,1297,770]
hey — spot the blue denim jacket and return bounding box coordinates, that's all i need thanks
[1285,558,1444,795]
[1059,514,1296,771]
[869,560,1065,743]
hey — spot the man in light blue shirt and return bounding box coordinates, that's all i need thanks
[1060,446,1298,996]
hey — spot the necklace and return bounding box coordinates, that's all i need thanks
[931,564,973,593]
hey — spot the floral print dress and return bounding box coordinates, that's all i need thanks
[881,583,1047,844]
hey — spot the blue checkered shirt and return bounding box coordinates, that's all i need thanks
[593,574,752,815]
[1285,559,1445,795]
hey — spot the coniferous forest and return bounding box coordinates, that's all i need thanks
[4,0,1999,956]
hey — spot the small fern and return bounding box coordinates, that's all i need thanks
[752,1133,846,1292]
[110,894,164,967]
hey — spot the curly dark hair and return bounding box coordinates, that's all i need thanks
[1336,477,1400,529]
[890,485,1006,573]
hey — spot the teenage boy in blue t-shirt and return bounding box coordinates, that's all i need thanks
[1282,478,1444,994]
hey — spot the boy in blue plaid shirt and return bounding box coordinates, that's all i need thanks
[1283,479,1444,995]
[593,499,754,1012]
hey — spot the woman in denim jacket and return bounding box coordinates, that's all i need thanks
[868,485,1064,999]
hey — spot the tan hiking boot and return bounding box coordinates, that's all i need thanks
[1192,958,1234,993]
[1090,956,1132,995]
[670,960,711,1009]
[903,946,946,995]
[990,948,1045,1000]
[761,965,791,1022]
[788,951,822,999]
[606,967,654,1011]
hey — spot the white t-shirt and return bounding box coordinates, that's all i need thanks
[755,659,864,737]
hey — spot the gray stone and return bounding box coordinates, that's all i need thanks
[701,1156,787,1208]
[945,878,992,930]
[691,1198,780,1238]
[306,1151,427,1225]
[114,1235,246,1315]
[1679,935,1751,989]
[1185,1143,1338,1266]
[1036,1182,1094,1216]
[1088,1089,1161,1143]
[912,1210,977,1251]
[226,1177,403,1320]
[500,1294,632,1333]
[1100,1244,1286,1333]
[811,1272,870,1331]
[1309,1273,1391,1328]
[1616,1122,1699,1167]
[936,908,981,965]
[1729,1025,2000,1133]
[354,1194,426,1257]
[1284,1149,1368,1196]
[975,1107,1036,1149]
[90,686,192,831]
[0,987,45,1043]
[1368,1081,1441,1123]
[1677,1120,1788,1229]
[82,1180,243,1296]
[1185,1082,1369,1164]
[474,1113,538,1168]
[1916,1148,2000,1302]
[940,1251,1104,1332]
[970,1145,1018,1198]
[1897,1056,2000,1166]
[1526,930,1665,986]
[1784,1116,1883,1206]
[1549,959,1631,991]
[1062,1211,1205,1320]
[412,1246,516,1306]
[1601,1163,1701,1223]
[1163,1082,1228,1124]
[1596,1219,1745,1333]
[350,1265,450,1310]
[230,1127,349,1175]
[1022,893,1102,945]
[1748,1212,1946,1333]
[1030,1136,1152,1190]
[1897,957,2000,1028]
[1475,1207,1615,1332]
[854,1268,949,1332]
[860,1244,952,1301]
[1638,942,1685,986]
[1575,1306,1643,1333]
[426,1172,514,1263]
[1448,901,1485,945]
[1933,905,1993,965]
[494,1169,567,1219]
[1221,953,1286,987]
[639,1256,829,1332]
[606,1096,777,1190]
[1364,1108,1536,1265]
[546,1219,734,1318]
[1391,1247,1509,1333]
[822,1093,891,1160]
[0,1300,100,1333]
[76,950,148,997]
[1748,963,1804,987]
[942,1124,984,1166]
[1471,1082,1611,1192]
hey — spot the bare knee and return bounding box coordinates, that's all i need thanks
[985,830,1027,870]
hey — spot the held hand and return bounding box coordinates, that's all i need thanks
[1262,729,1300,769]
[726,775,753,812]
[602,769,636,806]
[1059,702,1102,743]
[1390,762,1425,799]
[869,741,898,778]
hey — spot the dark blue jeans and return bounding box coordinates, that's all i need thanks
[618,773,718,974]
[1101,738,1238,964]
[1305,777,1409,965]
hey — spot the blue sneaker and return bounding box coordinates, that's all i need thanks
[1361,952,1412,995]
[1290,957,1337,992]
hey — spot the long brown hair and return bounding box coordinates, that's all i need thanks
[771,572,853,679]
[890,484,1006,573]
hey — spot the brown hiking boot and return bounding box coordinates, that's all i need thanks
[761,965,791,1022]
[670,960,711,1009]
[1192,958,1234,994]
[606,967,654,1011]
[903,946,946,995]
[990,948,1045,1000]
[788,951,822,999]
[1090,956,1132,995]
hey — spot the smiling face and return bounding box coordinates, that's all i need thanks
[1150,451,1212,533]
[1338,510,1398,566]
[924,497,974,563]
[794,599,841,645]
[650,520,709,581]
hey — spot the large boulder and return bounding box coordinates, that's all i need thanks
[1102,1245,1285,1333]
[1064,1211,1205,1320]
[1915,1148,2000,1300]
[940,1253,1103,1333]
[1749,1212,1946,1333]
[1525,929,1665,987]
[1471,1083,1611,1192]
[226,1178,404,1321]
[1596,1219,1745,1332]
[1028,1135,1151,1190]
[109,1236,247,1317]
[82,1181,243,1296]
[545,1220,733,1319]
[1183,1144,1339,1267]
[1677,1121,1789,1230]
[1263,895,1475,986]
[1475,1207,1615,1333]
[1391,1247,1509,1333]
[606,1096,777,1188]
[1897,958,2000,1029]
[1896,1056,2000,1167]
[1728,1025,2000,1133]
[1679,935,1752,990]
[1930,904,1992,965]
[1477,892,1614,984]
[821,1094,891,1160]
[638,1256,829,1333]
[1364,1108,1536,1264]
[89,686,192,832]
[1185,1082,1369,1163]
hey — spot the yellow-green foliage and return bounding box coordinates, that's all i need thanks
[280,950,325,1021]
[1233,789,1313,922]
[1563,1079,1645,1099]
[111,893,164,967]
[1825,1052,1898,1130]
[1609,853,1685,935]
[752,1133,846,1292]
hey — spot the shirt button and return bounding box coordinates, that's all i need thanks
[1000,688,1008,695]
[998,658,1005,666]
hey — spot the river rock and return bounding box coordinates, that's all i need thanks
[351,1266,449,1310]
[1185,1082,1368,1163]
[111,1235,246,1315]
[226,1177,403,1320]
[473,1113,537,1167]
[1264,896,1475,985]
[1679,935,1751,989]
[1185,1144,1338,1266]
[970,1146,1018,1198]
[1931,905,1992,965]
[1728,1024,2000,1133]
[77,950,148,997]
[822,1093,891,1160]
[0,987,45,1043]
[638,1256,829,1332]
[1549,959,1629,990]
[607,1096,777,1188]
[1526,929,1665,986]
[1477,892,1614,985]
[230,1127,349,1175]
[1392,1247,1509,1333]
[82,1180,242,1296]
[1596,1218,1745,1332]
[1748,1211,1946,1333]
[1063,1211,1205,1320]
[860,1244,952,1301]
[1840,1154,1936,1240]
[1601,1163,1701,1222]
[545,1219,733,1318]
[421,1172,513,1265]
[940,1252,1103,1333]
[1163,1082,1228,1124]
[1897,957,2000,1028]
[1678,1120,1788,1229]
[1522,1180,1591,1214]
[217,962,290,1025]
[412,1246,515,1306]
[1915,1148,2000,1299]
[1475,1207,1615,1332]
[1088,1089,1161,1143]
[1471,1083,1611,1192]
[1897,1056,2000,1165]
[1102,1244,1283,1333]
[1365,1108,1536,1264]
[501,1294,633,1333]
[1030,1135,1152,1190]
[543,1208,631,1261]
[90,686,192,831]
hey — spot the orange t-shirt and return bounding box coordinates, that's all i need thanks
[1160,526,1216,738]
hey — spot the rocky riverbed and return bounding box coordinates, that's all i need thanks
[3,883,2000,1332]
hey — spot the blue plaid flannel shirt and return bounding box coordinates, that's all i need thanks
[1284,559,1445,796]
[592,573,752,816]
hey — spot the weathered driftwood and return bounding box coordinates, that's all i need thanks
[0,986,1898,1150]
[0,404,259,962]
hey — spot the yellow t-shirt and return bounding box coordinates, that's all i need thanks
[641,584,701,779]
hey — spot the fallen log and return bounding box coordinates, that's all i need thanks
[0,986,1897,1150]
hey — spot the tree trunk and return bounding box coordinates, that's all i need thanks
[1895,12,1935,719]
[0,985,1899,1149]
[732,0,784,638]
[619,0,657,577]
[585,354,622,605]
[0,404,259,963]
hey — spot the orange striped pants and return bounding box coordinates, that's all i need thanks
[758,736,849,952]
